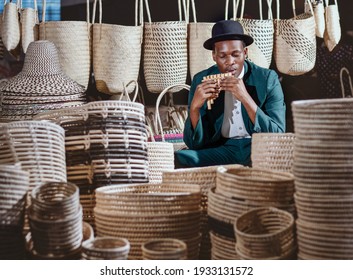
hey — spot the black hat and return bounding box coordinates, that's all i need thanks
[203,20,254,50]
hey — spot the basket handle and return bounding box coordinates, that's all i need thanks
[118,80,139,102]
[154,84,190,141]
[340,67,353,98]
[225,0,239,20]
[275,0,313,20]
[143,0,188,24]
[238,0,273,20]
[43,0,90,23]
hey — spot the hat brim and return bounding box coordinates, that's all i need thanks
[203,34,254,50]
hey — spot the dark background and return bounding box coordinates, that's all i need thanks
[41,0,353,131]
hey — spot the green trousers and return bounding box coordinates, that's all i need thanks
[175,137,252,168]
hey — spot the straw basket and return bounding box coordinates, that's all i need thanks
[274,0,316,75]
[143,0,188,93]
[313,0,325,38]
[324,0,341,47]
[142,238,187,260]
[92,0,143,94]
[82,237,130,260]
[39,0,91,89]
[1,0,20,51]
[20,0,39,53]
[234,207,296,259]
[235,0,274,68]
[188,0,214,78]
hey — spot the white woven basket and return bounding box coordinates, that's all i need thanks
[188,0,214,79]
[20,0,39,53]
[1,0,20,51]
[324,0,341,49]
[39,0,91,89]
[92,0,143,94]
[313,0,325,38]
[274,0,316,75]
[235,0,274,69]
[143,0,188,93]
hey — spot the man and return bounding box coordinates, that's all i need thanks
[175,20,286,167]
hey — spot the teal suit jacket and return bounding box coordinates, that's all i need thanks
[183,60,286,150]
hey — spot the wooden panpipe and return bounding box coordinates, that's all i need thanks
[202,72,232,110]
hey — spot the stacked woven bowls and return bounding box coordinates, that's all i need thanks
[142,238,187,260]
[251,133,295,172]
[35,100,148,226]
[27,182,83,259]
[94,183,202,259]
[82,237,130,260]
[292,98,353,259]
[0,41,86,122]
[208,166,295,259]
[0,164,29,259]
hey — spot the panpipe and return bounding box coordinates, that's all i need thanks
[202,73,233,110]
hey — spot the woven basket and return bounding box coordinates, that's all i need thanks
[20,0,39,53]
[273,0,316,75]
[188,0,214,78]
[141,238,187,260]
[1,0,20,51]
[235,0,274,68]
[313,0,325,38]
[143,0,188,93]
[82,237,130,260]
[92,0,142,94]
[324,0,341,47]
[251,133,295,173]
[234,207,295,260]
[39,0,91,89]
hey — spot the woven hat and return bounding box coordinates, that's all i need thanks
[203,20,254,50]
[0,40,85,95]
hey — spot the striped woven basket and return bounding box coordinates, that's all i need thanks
[235,0,274,69]
[143,0,188,93]
[92,0,143,94]
[20,0,39,53]
[1,0,20,52]
[39,0,91,89]
[273,0,316,75]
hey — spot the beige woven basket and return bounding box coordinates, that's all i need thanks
[313,0,325,38]
[1,0,20,51]
[143,0,188,93]
[39,0,91,89]
[274,0,316,75]
[251,133,295,173]
[92,0,143,94]
[188,0,214,79]
[20,0,39,53]
[324,0,341,47]
[142,238,187,260]
[235,0,274,68]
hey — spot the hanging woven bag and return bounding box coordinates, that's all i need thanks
[92,0,143,95]
[324,0,341,51]
[235,0,274,68]
[273,0,316,75]
[39,0,91,89]
[143,0,188,93]
[20,0,39,53]
[313,0,325,38]
[188,0,215,79]
[1,0,20,52]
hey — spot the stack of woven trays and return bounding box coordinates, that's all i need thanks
[94,183,202,259]
[251,133,295,173]
[292,98,353,259]
[34,101,148,226]
[0,121,67,233]
[208,166,296,260]
[162,164,243,259]
[0,41,86,122]
[0,164,29,259]
[27,182,83,259]
[141,238,187,260]
[81,237,130,260]
[234,207,296,259]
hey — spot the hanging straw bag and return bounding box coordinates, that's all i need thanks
[92,0,143,95]
[20,0,39,53]
[0,13,5,59]
[274,0,316,75]
[154,84,190,151]
[324,0,341,51]
[313,0,325,38]
[143,0,188,93]
[39,0,91,89]
[1,0,20,52]
[340,67,353,98]
[188,0,215,79]
[235,0,274,68]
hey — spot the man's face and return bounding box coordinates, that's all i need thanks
[212,40,247,77]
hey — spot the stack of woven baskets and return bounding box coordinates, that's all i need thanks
[94,183,202,259]
[208,166,296,259]
[141,238,187,260]
[292,98,353,259]
[27,182,83,259]
[82,237,130,260]
[0,164,29,260]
